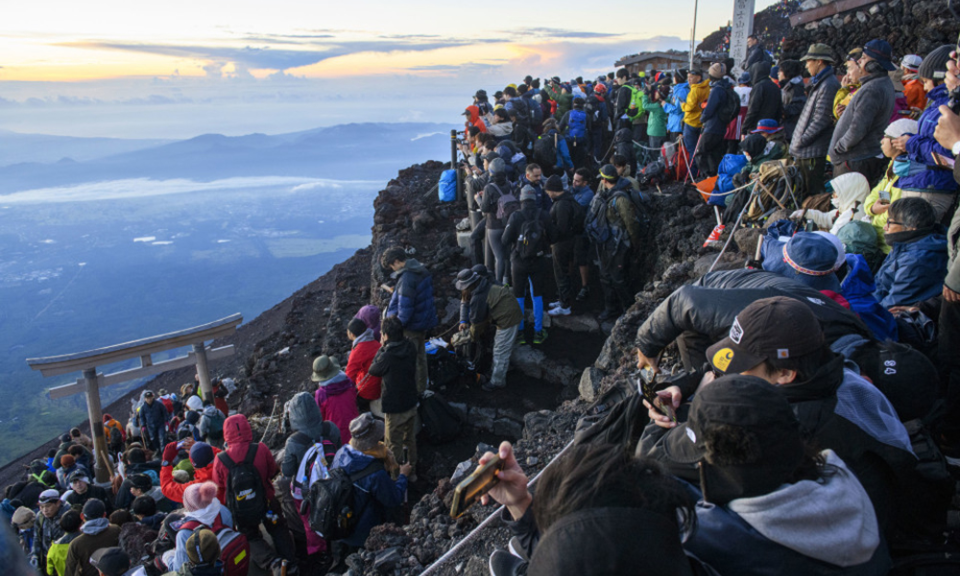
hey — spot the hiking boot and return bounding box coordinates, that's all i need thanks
[517,332,527,345]
[548,300,563,309]
[597,308,621,322]
[489,549,528,576]
[508,537,531,562]
[575,287,590,301]
[547,305,570,317]
[703,224,725,247]
[533,330,548,344]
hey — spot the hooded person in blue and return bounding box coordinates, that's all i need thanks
[664,69,689,138]
[330,413,410,550]
[839,253,898,342]
[382,246,438,394]
[762,229,843,294]
[873,197,948,308]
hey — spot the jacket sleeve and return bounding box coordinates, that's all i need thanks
[344,350,362,384]
[616,87,632,117]
[833,86,882,156]
[367,348,388,378]
[905,113,953,164]
[394,272,416,327]
[501,212,520,248]
[796,81,840,148]
[804,209,836,229]
[281,439,299,478]
[64,541,78,576]
[371,470,407,508]
[481,183,501,214]
[681,85,699,115]
[558,111,570,133]
[879,251,946,307]
[557,138,573,169]
[863,177,883,217]
[701,87,721,124]
[742,87,762,132]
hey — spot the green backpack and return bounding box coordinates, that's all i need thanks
[626,85,646,121]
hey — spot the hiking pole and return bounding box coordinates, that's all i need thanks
[707,185,759,274]
[713,206,722,227]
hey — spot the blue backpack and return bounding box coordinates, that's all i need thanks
[568,109,587,139]
[439,169,457,202]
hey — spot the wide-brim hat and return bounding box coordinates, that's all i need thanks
[800,43,835,63]
[751,119,783,134]
[455,268,481,290]
[779,232,842,292]
[311,355,341,382]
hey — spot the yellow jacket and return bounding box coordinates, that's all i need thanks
[682,79,711,129]
[862,162,902,254]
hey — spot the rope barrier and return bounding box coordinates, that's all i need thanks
[418,439,576,576]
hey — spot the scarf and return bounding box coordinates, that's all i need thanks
[361,443,399,475]
[884,226,935,246]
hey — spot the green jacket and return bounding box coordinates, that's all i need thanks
[488,284,522,329]
[641,93,667,137]
[543,84,573,120]
[46,532,79,576]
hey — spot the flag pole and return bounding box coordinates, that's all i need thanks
[690,0,699,68]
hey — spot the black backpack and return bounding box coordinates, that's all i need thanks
[494,184,520,222]
[718,83,740,125]
[218,443,268,530]
[556,196,586,235]
[534,133,558,168]
[302,460,384,540]
[427,350,461,390]
[418,390,463,444]
[517,213,547,260]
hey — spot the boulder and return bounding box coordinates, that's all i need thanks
[578,366,606,403]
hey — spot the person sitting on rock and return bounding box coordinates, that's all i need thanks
[64,471,113,515]
[863,118,919,254]
[456,266,522,392]
[367,316,419,480]
[311,355,358,444]
[872,197,947,309]
[345,318,382,415]
[792,172,871,236]
[501,184,553,345]
[159,441,221,506]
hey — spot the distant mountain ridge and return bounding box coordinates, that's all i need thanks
[0,122,454,194]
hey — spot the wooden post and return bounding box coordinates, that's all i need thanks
[193,342,213,400]
[83,368,110,483]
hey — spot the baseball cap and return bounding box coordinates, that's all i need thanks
[38,489,61,504]
[68,470,90,485]
[90,547,131,576]
[705,296,825,375]
[81,498,106,520]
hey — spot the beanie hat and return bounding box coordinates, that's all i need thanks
[599,164,619,181]
[189,442,214,469]
[11,507,36,530]
[186,395,204,411]
[487,157,507,176]
[519,185,538,202]
[61,434,71,444]
[186,528,221,566]
[544,174,564,192]
[185,410,201,425]
[129,473,153,492]
[59,454,76,468]
[918,44,953,81]
[102,414,112,423]
[182,481,218,512]
[82,498,106,520]
[708,63,726,79]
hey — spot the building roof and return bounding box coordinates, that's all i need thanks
[615,51,689,67]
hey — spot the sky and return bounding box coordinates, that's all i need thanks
[0,0,781,138]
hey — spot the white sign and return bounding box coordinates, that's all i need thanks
[730,0,756,75]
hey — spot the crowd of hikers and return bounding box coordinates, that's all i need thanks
[7,29,960,576]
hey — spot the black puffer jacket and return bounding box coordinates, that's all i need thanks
[742,61,783,134]
[549,191,580,241]
[789,66,841,159]
[367,338,418,414]
[635,269,872,362]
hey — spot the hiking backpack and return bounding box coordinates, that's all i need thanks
[180,516,251,576]
[584,194,613,245]
[517,213,548,259]
[718,83,740,125]
[567,109,587,139]
[218,444,268,530]
[303,460,385,540]
[534,133,558,169]
[494,184,520,222]
[418,390,464,444]
[290,440,332,501]
[626,85,646,121]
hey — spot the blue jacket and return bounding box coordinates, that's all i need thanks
[900,83,958,194]
[840,254,898,342]
[385,258,438,332]
[331,444,407,547]
[137,397,168,429]
[520,175,553,211]
[665,83,689,134]
[701,78,730,135]
[873,230,948,307]
[710,154,748,206]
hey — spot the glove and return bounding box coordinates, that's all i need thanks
[790,210,804,219]
[162,441,179,466]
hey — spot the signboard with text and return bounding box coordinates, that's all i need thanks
[730,0,756,75]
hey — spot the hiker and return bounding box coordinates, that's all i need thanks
[834,48,864,120]
[681,69,709,174]
[166,482,234,574]
[136,390,168,452]
[642,83,668,152]
[863,118,919,252]
[367,316,420,480]
[888,44,959,220]
[900,54,926,113]
[102,415,126,455]
[65,499,120,576]
[791,171,871,236]
[570,168,595,303]
[64,471,112,515]
[55,454,85,492]
[381,245,439,395]
[479,158,512,284]
[160,441,221,505]
[586,87,609,161]
[724,71,752,154]
[46,510,81,576]
[543,77,572,121]
[197,404,225,449]
[540,174,583,317]
[585,165,643,321]
[501,185,552,345]
[69,428,93,453]
[7,459,57,510]
[829,40,897,185]
[696,63,733,177]
[311,355,358,444]
[744,34,770,69]
[778,59,806,139]
[742,61,782,137]
[639,297,915,532]
[329,414,411,559]
[131,495,166,530]
[791,43,841,198]
[664,69,689,142]
[461,105,487,134]
[213,414,296,573]
[487,108,513,141]
[33,490,66,575]
[481,442,707,575]
[456,267,522,392]
[674,374,890,575]
[12,506,35,558]
[127,472,176,513]
[346,318,382,415]
[536,118,573,178]
[873,197,947,308]
[558,98,590,168]
[168,528,222,576]
[353,304,381,341]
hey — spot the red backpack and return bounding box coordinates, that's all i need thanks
[180,515,250,576]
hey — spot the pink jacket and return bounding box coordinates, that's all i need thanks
[314,373,359,444]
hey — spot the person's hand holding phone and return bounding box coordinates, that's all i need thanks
[643,385,682,429]
[636,349,660,374]
[479,441,531,521]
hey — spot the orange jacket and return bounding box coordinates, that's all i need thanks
[902,78,926,111]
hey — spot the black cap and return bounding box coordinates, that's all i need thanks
[544,174,564,192]
[129,473,152,491]
[705,297,824,375]
[475,89,487,99]
[81,498,106,520]
[918,44,952,81]
[90,547,130,576]
[599,164,618,181]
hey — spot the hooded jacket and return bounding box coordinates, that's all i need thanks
[487,118,514,139]
[781,76,807,139]
[791,66,841,159]
[330,444,407,548]
[463,105,487,133]
[281,392,341,479]
[665,82,690,133]
[197,405,225,442]
[873,229,948,307]
[701,77,732,136]
[136,394,169,430]
[169,501,234,574]
[46,531,80,576]
[346,329,382,401]
[682,78,711,128]
[684,451,890,576]
[743,61,783,134]
[829,72,895,164]
[899,83,958,194]
[64,518,120,576]
[367,338,419,414]
[385,258,438,333]
[314,372,358,444]
[840,253,898,342]
[213,414,280,504]
[160,446,222,504]
[549,191,580,241]
[641,92,668,137]
[804,172,871,235]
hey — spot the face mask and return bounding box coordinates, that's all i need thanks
[743,153,752,162]
[893,158,911,178]
[831,196,841,209]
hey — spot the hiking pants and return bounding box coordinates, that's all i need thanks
[490,324,519,388]
[403,329,427,394]
[385,407,418,471]
[682,124,702,177]
[598,243,631,312]
[512,256,547,332]
[471,219,486,266]
[647,136,664,154]
[145,424,165,452]
[243,497,298,569]
[485,227,507,284]
[590,128,605,162]
[939,299,960,443]
[794,156,827,199]
[833,157,887,189]
[551,240,576,308]
[695,132,724,177]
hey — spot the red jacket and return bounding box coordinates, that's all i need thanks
[346,340,382,400]
[213,415,280,504]
[465,105,488,133]
[160,452,222,504]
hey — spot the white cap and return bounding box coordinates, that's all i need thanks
[186,395,203,411]
[901,54,922,71]
[885,118,919,139]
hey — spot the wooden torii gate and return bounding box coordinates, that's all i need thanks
[26,313,242,482]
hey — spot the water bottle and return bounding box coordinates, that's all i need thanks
[266,510,278,525]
